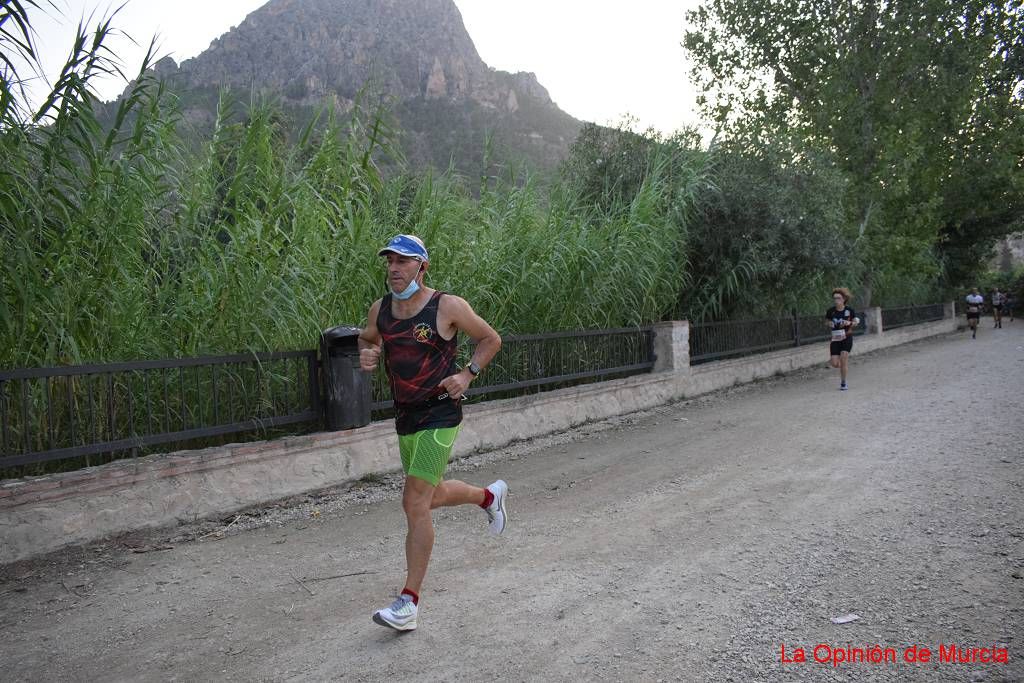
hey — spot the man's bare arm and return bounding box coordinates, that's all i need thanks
[358,299,383,372]
[454,298,501,366]
[438,296,501,399]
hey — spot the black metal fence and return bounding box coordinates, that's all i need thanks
[0,351,319,471]
[690,314,846,365]
[2,327,655,472]
[881,304,946,330]
[2,302,950,473]
[370,327,655,410]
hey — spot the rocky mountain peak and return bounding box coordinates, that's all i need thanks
[175,0,548,109]
[147,0,581,171]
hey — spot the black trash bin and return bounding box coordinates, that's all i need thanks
[320,326,372,430]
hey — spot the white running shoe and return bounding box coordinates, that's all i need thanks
[372,594,417,631]
[484,480,509,535]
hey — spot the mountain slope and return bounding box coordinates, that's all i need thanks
[148,0,582,173]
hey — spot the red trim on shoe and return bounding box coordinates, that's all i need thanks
[480,489,494,509]
[401,588,419,605]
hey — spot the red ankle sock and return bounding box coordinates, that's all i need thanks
[480,489,494,509]
[401,588,419,605]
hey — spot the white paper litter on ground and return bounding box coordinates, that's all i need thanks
[830,613,861,624]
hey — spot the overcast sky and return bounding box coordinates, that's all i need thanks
[27,0,704,134]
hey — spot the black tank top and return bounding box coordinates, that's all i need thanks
[377,291,462,434]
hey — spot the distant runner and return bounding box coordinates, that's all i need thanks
[826,288,860,391]
[358,234,507,632]
[991,288,1005,329]
[965,288,984,339]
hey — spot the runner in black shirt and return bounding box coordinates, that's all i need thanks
[992,288,1005,329]
[358,235,506,632]
[825,288,860,391]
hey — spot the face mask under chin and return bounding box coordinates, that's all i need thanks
[391,278,420,300]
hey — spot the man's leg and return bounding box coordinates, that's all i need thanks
[375,427,507,630]
[431,480,487,509]
[402,477,505,598]
[402,475,436,596]
[372,473,435,631]
[398,427,478,595]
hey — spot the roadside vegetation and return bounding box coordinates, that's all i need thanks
[2,0,1020,371]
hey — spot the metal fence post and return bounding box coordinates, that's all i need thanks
[320,326,372,431]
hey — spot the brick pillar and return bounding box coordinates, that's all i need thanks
[944,301,955,319]
[863,307,883,335]
[652,321,690,373]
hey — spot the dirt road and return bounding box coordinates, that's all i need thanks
[2,325,1022,682]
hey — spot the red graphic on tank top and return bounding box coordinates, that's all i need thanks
[413,323,433,342]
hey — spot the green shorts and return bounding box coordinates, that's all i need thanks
[398,426,461,486]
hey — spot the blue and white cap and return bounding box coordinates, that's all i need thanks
[377,234,429,262]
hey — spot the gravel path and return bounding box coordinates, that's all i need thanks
[1,325,1022,682]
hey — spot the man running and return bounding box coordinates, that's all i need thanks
[825,288,859,391]
[991,288,1005,329]
[965,288,984,339]
[358,234,506,632]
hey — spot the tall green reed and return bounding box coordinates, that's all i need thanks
[2,3,707,369]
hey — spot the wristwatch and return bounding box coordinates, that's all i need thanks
[466,361,481,376]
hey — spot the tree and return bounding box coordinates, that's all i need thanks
[684,0,1024,302]
[998,240,1015,274]
[684,136,853,320]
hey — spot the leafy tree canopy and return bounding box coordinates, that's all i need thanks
[685,0,1024,298]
